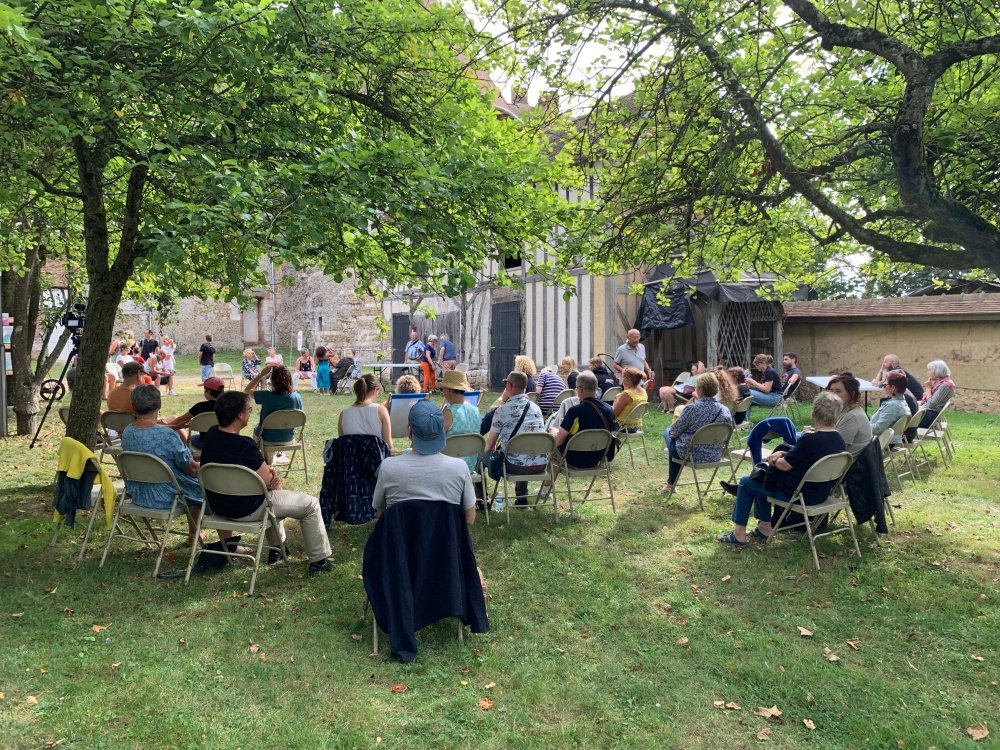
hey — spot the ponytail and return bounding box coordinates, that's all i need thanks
[353,373,378,404]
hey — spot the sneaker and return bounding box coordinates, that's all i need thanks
[267,546,288,565]
[308,559,334,577]
[720,480,738,497]
[168,390,178,396]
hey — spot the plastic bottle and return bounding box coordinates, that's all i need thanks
[493,491,505,513]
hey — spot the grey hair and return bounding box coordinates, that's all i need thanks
[927,359,951,378]
[811,390,843,427]
[130,384,162,416]
[576,370,598,394]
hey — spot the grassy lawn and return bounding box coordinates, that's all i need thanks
[1,372,997,749]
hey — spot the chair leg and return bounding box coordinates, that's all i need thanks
[606,467,616,513]
[691,466,705,512]
[152,500,180,579]
[457,619,465,645]
[800,502,822,571]
[625,434,635,468]
[372,609,379,655]
[884,496,896,526]
[246,522,270,596]
[99,504,127,568]
[639,431,649,466]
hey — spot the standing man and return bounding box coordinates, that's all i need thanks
[139,329,159,361]
[404,329,425,380]
[198,334,216,383]
[613,329,655,385]
[437,334,458,372]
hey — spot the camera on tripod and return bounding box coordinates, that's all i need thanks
[60,303,86,341]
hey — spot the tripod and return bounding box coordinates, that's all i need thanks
[29,332,82,449]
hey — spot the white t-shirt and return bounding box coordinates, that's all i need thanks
[340,404,384,437]
[266,354,284,366]
[372,451,475,512]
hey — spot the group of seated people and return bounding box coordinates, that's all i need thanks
[103,330,178,398]
[242,346,356,394]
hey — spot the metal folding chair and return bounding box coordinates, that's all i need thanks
[98,411,135,472]
[668,422,736,510]
[186,411,219,459]
[212,363,235,389]
[600,386,622,403]
[916,400,953,466]
[550,429,616,519]
[731,395,754,445]
[875,429,897,526]
[256,409,308,481]
[614,401,650,467]
[498,432,556,524]
[442,433,489,525]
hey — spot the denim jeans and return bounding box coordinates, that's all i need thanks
[666,438,684,485]
[200,364,214,381]
[731,476,790,526]
[750,390,782,407]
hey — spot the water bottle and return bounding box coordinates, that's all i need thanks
[493,491,505,513]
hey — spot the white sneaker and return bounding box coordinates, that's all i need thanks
[168,390,178,396]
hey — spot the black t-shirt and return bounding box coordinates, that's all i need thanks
[140,338,159,359]
[901,368,924,401]
[781,367,802,394]
[775,430,846,503]
[199,342,216,366]
[759,367,782,395]
[559,397,619,468]
[567,371,579,389]
[199,427,265,517]
[187,400,216,436]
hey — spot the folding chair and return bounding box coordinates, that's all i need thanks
[551,388,575,411]
[498,432,556,524]
[187,463,288,595]
[901,410,931,480]
[389,393,430,441]
[186,411,219,459]
[600,386,621,403]
[766,452,860,571]
[213,363,235,389]
[614,401,650,467]
[884,413,912,490]
[255,409,308,481]
[99,452,193,578]
[766,379,802,423]
[442,433,489,525]
[525,391,539,404]
[49,438,124,560]
[463,390,482,407]
[98,411,135,471]
[668,372,693,408]
[550,429,616,520]
[334,360,362,395]
[916,400,953,467]
[731,396,754,445]
[875,429,897,525]
[730,428,781,475]
[667,422,736,510]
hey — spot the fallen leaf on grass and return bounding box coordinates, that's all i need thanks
[846,638,861,650]
[675,637,689,646]
[91,625,108,634]
[25,696,39,707]
[721,575,732,582]
[725,702,742,711]
[178,638,186,645]
[756,727,771,741]
[754,705,782,719]
[0,691,5,700]
[478,698,494,710]
[967,723,989,741]
[39,668,48,674]
[44,740,64,749]
[390,683,408,693]
[555,647,566,654]
[484,682,496,690]
[822,647,841,662]
[460,680,469,686]
[970,654,984,662]
[797,627,813,637]
[63,608,73,616]
[43,588,57,595]
[351,634,362,642]
[713,700,725,708]
[11,612,25,618]
[249,643,260,654]
[111,663,122,671]
[803,718,816,730]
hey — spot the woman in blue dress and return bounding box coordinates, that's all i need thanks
[315,346,331,394]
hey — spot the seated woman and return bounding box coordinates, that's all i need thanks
[713,365,739,408]
[559,356,579,390]
[120,385,208,545]
[329,348,355,393]
[826,373,872,458]
[314,346,331,394]
[587,356,617,395]
[244,365,303,461]
[535,366,565,414]
[292,349,314,391]
[385,374,421,415]
[919,359,955,428]
[717,392,846,546]
[660,373,733,493]
[869,370,911,446]
[514,355,538,394]
[612,367,648,432]
[338,374,392,451]
[745,353,783,407]
[726,367,752,424]
[440,370,481,473]
[241,348,261,382]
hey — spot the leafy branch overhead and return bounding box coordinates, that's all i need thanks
[482,0,1000,279]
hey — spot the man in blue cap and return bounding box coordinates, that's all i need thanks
[372,399,477,525]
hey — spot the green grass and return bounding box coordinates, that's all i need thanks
[1,378,997,749]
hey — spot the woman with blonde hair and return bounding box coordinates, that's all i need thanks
[385,374,421,414]
[713,366,738,406]
[242,348,261,382]
[558,356,579,389]
[513,355,538,393]
[338,373,392,450]
[612,367,648,431]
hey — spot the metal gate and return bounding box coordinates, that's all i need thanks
[489,301,521,390]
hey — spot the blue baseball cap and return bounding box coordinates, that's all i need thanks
[408,399,446,454]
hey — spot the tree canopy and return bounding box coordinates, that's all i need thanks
[482,0,1000,286]
[0,0,579,440]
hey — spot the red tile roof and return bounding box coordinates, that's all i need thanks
[783,293,1000,322]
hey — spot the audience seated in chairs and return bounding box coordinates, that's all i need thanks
[385,374,421,415]
[149,350,177,396]
[826,373,872,458]
[727,367,753,424]
[244,364,302,464]
[870,371,911,446]
[241,348,261,385]
[553,372,619,469]
[339,374,393,450]
[485,371,545,505]
[780,352,803,396]
[120,385,207,546]
[587,356,617,396]
[713,366,739,408]
[611,367,648,432]
[746,353,783,408]
[535,366,565,415]
[659,361,705,411]
[199,391,332,576]
[163,376,226,449]
[661,373,733,493]
[107,361,146,415]
[559,357,580,390]
[330,349,356,393]
[440,371,481,474]
[871,353,924,401]
[717,392,846,547]
[919,359,955,428]
[292,349,315,391]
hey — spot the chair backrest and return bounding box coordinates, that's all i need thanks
[690,422,734,447]
[189,411,219,434]
[505,431,555,458]
[760,429,782,443]
[564,428,613,455]
[733,395,753,416]
[672,371,690,386]
[442,433,485,462]
[800,451,853,485]
[118,451,181,491]
[525,391,539,404]
[552,388,574,408]
[889,413,910,439]
[905,410,925,435]
[783,377,802,400]
[214,363,234,377]
[58,406,71,426]
[101,411,136,434]
[455,362,469,372]
[463,390,482,407]
[106,362,123,381]
[601,386,622,403]
[259,408,306,432]
[199,463,268,512]
[389,393,428,439]
[621,401,650,427]
[720,400,736,415]
[877,428,894,452]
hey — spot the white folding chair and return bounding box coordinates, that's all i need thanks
[668,422,736,511]
[916,400,953,467]
[498,432,556,524]
[186,411,219,459]
[213,363,235,389]
[442,433,489,525]
[99,452,193,578]
[389,393,429,441]
[875,429,897,526]
[256,409,308,480]
[766,380,803,423]
[98,412,135,472]
[767,452,860,571]
[334,360,362,395]
[550,429,616,520]
[614,401,650,467]
[729,428,781,475]
[600,386,622,403]
[731,396,754,444]
[187,463,288,595]
[901,410,931,480]
[551,388,575,410]
[525,391,539,404]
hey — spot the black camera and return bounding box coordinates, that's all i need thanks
[60,303,86,331]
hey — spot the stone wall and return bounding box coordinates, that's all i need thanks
[784,319,1000,413]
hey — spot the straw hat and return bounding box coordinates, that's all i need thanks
[439,369,470,392]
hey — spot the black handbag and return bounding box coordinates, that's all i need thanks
[584,399,620,461]
[486,402,531,481]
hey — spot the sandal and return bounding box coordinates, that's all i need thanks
[659,483,675,493]
[717,531,748,547]
[750,528,770,541]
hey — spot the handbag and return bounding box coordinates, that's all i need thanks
[486,402,531,481]
[584,399,620,461]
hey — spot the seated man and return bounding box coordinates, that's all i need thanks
[535,366,566,414]
[107,361,146,414]
[553,371,619,469]
[717,391,846,546]
[163,376,226,448]
[781,352,802,396]
[150,350,177,396]
[659,361,705,412]
[329,349,356,393]
[871,353,924,401]
[485,371,546,505]
[372,400,476,525]
[199,391,333,576]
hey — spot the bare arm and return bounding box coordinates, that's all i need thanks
[378,405,393,452]
[611,392,628,418]
[181,458,200,477]
[485,430,500,451]
[245,364,271,394]
[555,427,570,449]
[466,507,476,526]
[255,460,281,491]
[442,405,453,431]
[337,410,344,437]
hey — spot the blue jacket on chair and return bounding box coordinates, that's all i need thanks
[319,434,390,526]
[746,417,798,465]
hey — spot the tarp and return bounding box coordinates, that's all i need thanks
[634,285,693,333]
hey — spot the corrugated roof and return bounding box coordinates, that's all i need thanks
[783,293,1000,321]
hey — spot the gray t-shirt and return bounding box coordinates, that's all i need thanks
[613,342,647,372]
[836,407,873,457]
[372,451,475,512]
